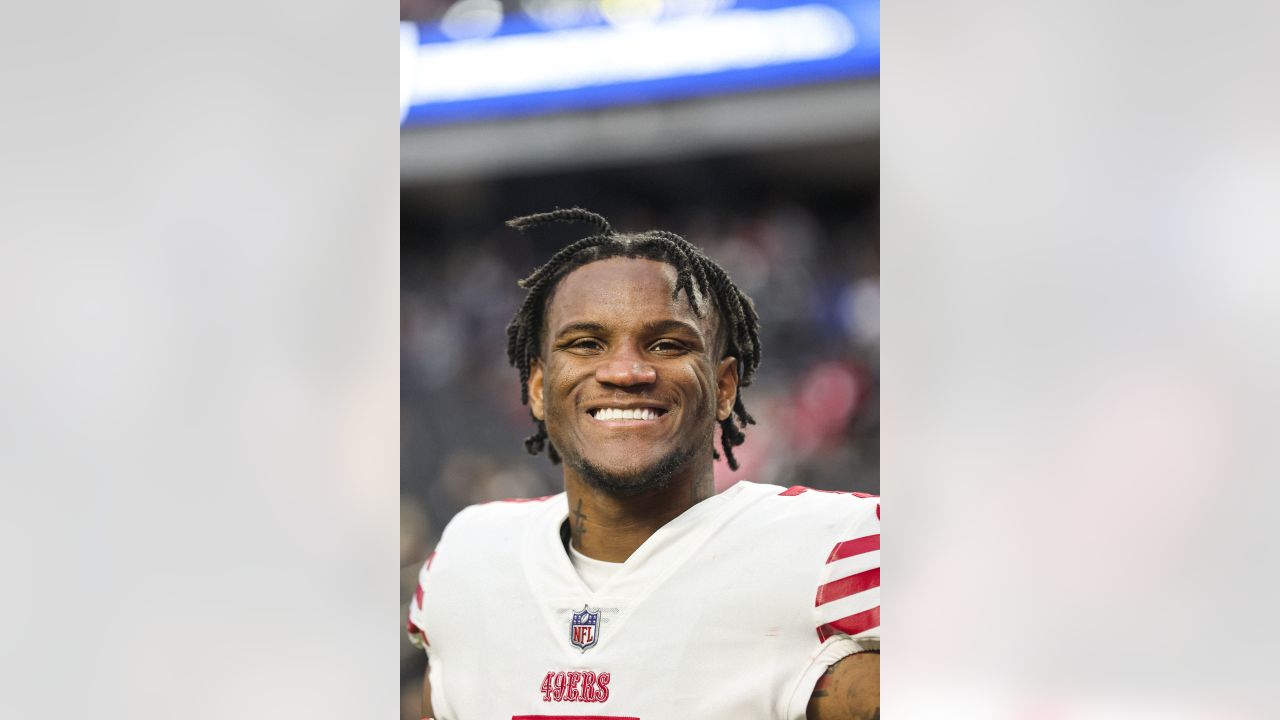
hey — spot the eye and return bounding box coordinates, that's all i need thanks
[564,338,604,354]
[650,339,689,354]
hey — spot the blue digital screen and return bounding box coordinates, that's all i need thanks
[401,0,879,127]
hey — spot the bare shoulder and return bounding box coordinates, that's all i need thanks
[806,652,879,720]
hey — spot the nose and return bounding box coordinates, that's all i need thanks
[596,356,657,387]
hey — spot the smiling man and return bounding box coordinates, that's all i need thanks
[408,208,880,720]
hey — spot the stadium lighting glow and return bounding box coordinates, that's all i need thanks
[440,0,505,40]
[404,4,858,106]
[400,22,420,123]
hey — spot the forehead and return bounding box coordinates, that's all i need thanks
[544,257,709,333]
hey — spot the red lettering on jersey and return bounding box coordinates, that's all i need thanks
[573,624,595,647]
[595,672,610,702]
[538,669,612,703]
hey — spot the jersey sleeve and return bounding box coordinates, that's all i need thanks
[406,550,436,651]
[785,494,881,719]
[813,495,880,648]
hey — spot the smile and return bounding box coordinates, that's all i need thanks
[587,407,668,421]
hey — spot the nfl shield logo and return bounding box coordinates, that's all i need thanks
[570,605,600,651]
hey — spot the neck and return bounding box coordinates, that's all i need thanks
[564,465,715,563]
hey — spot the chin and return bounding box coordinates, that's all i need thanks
[572,444,697,497]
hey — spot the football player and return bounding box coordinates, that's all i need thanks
[408,208,880,719]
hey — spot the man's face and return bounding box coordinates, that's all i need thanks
[528,257,739,495]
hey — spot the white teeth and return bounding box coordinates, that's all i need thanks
[594,408,659,421]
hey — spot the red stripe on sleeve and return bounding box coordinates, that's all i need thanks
[826,534,880,563]
[779,486,808,496]
[406,618,429,646]
[815,567,880,606]
[817,606,880,641]
[415,584,424,609]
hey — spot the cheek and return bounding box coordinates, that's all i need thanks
[679,363,719,412]
[546,363,587,411]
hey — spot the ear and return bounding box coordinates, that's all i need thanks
[715,356,739,422]
[528,359,546,421]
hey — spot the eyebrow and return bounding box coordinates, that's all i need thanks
[640,319,705,341]
[552,319,705,342]
[553,322,609,340]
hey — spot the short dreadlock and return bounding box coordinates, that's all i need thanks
[504,207,761,471]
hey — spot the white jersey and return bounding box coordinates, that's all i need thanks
[408,481,880,720]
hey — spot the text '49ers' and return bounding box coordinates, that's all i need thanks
[540,670,611,703]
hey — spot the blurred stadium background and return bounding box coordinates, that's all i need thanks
[400,1,878,715]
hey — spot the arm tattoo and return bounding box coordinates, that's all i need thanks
[807,655,878,720]
[811,665,836,698]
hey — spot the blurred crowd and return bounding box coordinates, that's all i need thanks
[399,197,878,717]
[403,0,737,29]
